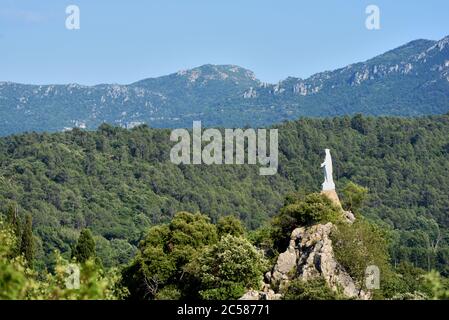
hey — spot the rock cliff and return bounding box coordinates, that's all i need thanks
[241,214,369,300]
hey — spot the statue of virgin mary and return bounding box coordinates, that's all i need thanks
[321,149,336,191]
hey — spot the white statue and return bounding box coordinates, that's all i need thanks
[321,149,335,191]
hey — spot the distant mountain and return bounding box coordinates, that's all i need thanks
[1,36,448,136]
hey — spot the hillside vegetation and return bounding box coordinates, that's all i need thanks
[1,114,449,274]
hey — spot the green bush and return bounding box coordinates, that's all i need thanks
[331,218,391,295]
[72,229,96,263]
[155,285,182,300]
[272,193,342,251]
[187,235,268,300]
[199,282,246,300]
[282,278,343,300]
[341,182,368,213]
[122,211,219,300]
[424,271,449,300]
[248,225,278,265]
[217,216,246,238]
[280,193,342,227]
[0,219,127,300]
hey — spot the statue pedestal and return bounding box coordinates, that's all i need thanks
[321,189,342,208]
[322,181,335,191]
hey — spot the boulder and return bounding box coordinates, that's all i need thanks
[239,289,282,301]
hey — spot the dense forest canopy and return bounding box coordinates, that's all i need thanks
[0,113,448,273]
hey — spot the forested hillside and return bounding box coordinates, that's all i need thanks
[1,114,449,273]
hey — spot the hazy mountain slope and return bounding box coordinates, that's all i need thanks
[0,36,448,136]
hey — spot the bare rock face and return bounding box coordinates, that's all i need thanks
[343,210,356,223]
[271,223,370,300]
[239,222,370,300]
[271,244,297,282]
[239,289,282,301]
[239,290,261,300]
[239,188,366,301]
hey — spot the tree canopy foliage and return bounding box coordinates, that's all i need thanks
[0,114,448,274]
[0,219,127,300]
[72,229,96,263]
[186,234,268,300]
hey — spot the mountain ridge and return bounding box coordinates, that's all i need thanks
[0,35,448,135]
[3,37,446,88]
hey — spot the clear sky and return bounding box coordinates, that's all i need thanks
[0,0,448,85]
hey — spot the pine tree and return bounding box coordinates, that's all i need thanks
[72,229,96,263]
[20,214,34,268]
[6,203,20,234]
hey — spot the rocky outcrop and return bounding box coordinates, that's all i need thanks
[239,189,365,300]
[270,223,370,300]
[243,87,257,99]
[240,221,370,300]
[239,288,282,301]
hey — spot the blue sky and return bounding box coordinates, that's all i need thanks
[0,0,448,85]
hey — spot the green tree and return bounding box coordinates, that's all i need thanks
[122,212,218,300]
[331,218,391,293]
[122,246,176,300]
[283,278,343,300]
[1,219,127,300]
[72,229,96,263]
[0,220,32,299]
[423,271,449,300]
[272,193,342,251]
[5,203,21,257]
[6,203,20,232]
[187,235,268,300]
[341,182,368,213]
[217,215,246,238]
[20,214,34,268]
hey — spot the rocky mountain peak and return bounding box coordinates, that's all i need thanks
[429,35,449,50]
[175,64,259,85]
[0,36,448,136]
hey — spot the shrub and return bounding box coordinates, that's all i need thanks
[248,225,278,265]
[423,271,449,300]
[0,219,127,300]
[282,277,343,300]
[280,193,341,227]
[331,218,391,294]
[217,216,246,238]
[122,211,219,300]
[187,235,268,300]
[155,285,182,300]
[272,193,342,251]
[341,182,368,213]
